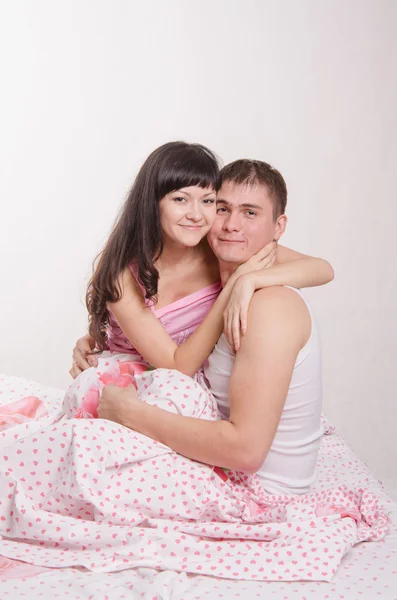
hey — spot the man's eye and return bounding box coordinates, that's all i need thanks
[246,211,256,217]
[216,207,227,213]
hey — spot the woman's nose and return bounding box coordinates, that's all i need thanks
[186,203,203,221]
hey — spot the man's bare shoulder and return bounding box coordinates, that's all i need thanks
[247,286,311,344]
[251,286,308,313]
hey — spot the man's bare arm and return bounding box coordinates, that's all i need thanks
[117,287,310,470]
[226,286,310,469]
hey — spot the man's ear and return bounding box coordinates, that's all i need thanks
[273,214,287,242]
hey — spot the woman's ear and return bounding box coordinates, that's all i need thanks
[273,214,287,242]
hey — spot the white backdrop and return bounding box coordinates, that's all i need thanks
[0,0,396,498]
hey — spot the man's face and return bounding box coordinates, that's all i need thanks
[207,181,286,264]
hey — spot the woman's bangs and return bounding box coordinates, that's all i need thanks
[160,153,219,197]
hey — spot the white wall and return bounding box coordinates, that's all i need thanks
[1,0,396,498]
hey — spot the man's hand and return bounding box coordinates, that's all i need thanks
[69,334,98,379]
[124,287,310,472]
[97,384,139,427]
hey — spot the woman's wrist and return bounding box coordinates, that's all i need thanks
[240,271,262,291]
[223,271,239,291]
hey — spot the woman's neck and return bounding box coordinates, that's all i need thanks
[155,239,212,273]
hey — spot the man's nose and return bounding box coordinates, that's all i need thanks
[223,212,241,232]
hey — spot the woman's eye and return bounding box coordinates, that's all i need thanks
[203,198,215,204]
[174,197,186,202]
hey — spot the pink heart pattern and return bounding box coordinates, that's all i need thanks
[0,358,390,583]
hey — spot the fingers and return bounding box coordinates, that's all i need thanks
[244,242,277,268]
[232,311,241,352]
[262,241,277,259]
[86,353,98,368]
[223,307,232,346]
[82,334,96,351]
[76,336,98,367]
[69,363,83,379]
[252,246,270,261]
[256,240,276,260]
[97,402,104,418]
[74,335,98,368]
[224,306,242,352]
[265,240,277,253]
[72,346,91,371]
[102,384,117,393]
[266,252,277,269]
[262,246,277,267]
[240,308,248,336]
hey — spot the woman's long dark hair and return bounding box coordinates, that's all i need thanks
[86,141,220,350]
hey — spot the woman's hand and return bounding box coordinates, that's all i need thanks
[69,334,98,378]
[232,241,276,280]
[224,274,257,351]
[224,242,276,351]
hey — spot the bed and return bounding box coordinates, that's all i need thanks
[0,373,396,599]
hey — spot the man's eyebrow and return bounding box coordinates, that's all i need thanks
[241,203,263,210]
[216,199,263,210]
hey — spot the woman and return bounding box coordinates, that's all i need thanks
[70,141,333,378]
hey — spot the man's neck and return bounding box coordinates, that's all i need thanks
[219,261,240,287]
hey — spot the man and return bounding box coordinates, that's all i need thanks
[72,160,323,495]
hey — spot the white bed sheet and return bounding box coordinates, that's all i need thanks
[0,373,396,600]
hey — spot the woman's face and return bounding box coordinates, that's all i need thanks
[159,186,216,248]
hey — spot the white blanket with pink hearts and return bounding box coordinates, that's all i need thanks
[0,355,389,582]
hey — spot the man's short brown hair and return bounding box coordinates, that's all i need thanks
[217,159,287,220]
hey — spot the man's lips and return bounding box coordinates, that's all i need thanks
[218,238,245,243]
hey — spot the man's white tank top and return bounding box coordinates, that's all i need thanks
[204,287,323,495]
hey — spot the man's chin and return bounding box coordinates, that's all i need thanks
[216,252,249,264]
[210,240,250,264]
